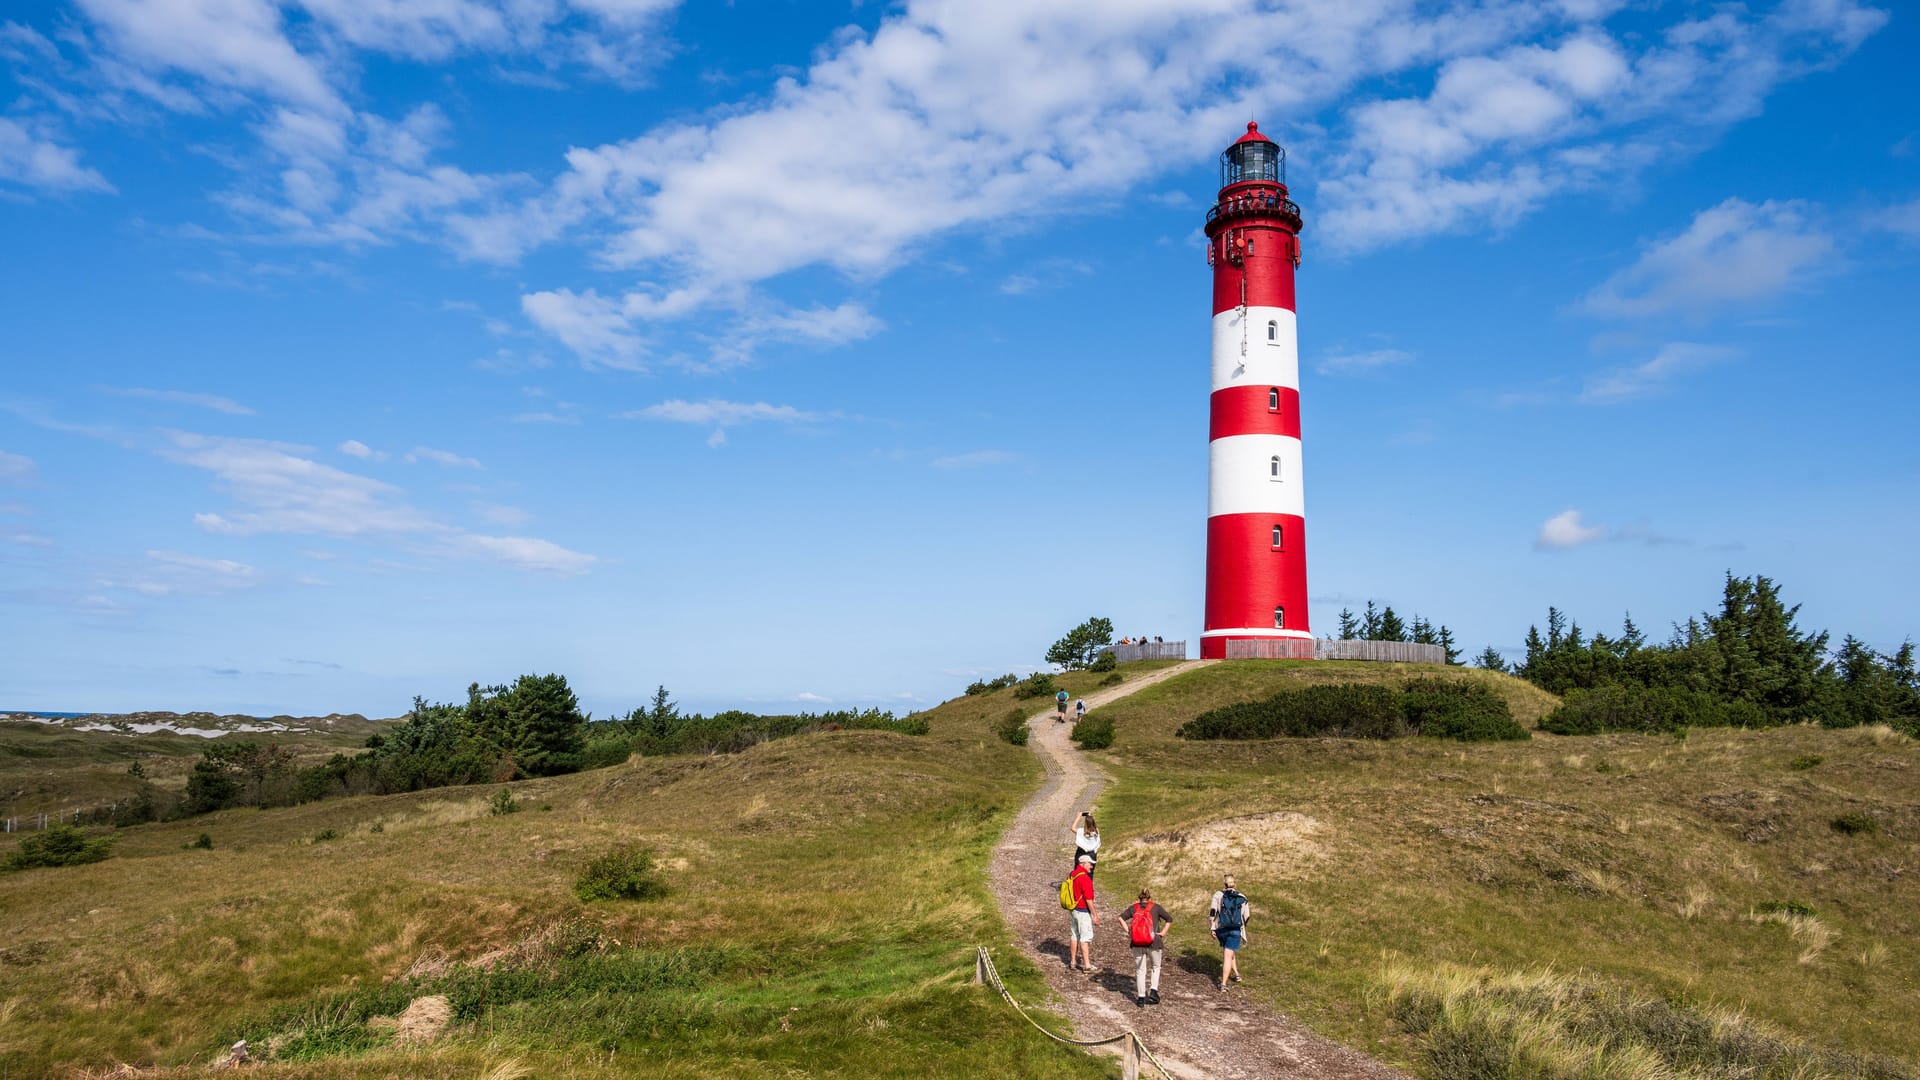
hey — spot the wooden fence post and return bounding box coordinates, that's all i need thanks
[1121,1033,1141,1080]
[974,948,988,985]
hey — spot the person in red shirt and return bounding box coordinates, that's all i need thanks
[1067,854,1099,972]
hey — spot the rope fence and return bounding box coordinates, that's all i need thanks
[972,945,1173,1080]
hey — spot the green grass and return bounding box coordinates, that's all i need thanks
[0,673,1133,1078]
[1077,661,1920,1075]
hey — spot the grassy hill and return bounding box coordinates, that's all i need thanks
[0,682,1128,1078]
[1079,660,1918,1076]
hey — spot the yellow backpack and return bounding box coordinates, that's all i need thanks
[1059,877,1076,909]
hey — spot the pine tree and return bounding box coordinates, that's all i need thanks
[1439,625,1462,665]
[1361,600,1382,640]
[1411,616,1438,646]
[1620,612,1646,652]
[1377,606,1408,642]
[1474,645,1507,673]
[1337,607,1360,640]
[1547,607,1566,649]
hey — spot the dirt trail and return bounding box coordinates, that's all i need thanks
[986,661,1411,1080]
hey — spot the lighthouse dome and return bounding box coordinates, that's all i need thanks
[1220,121,1284,188]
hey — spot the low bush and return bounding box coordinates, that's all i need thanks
[1541,684,1730,735]
[1071,715,1115,750]
[1755,900,1817,917]
[1178,684,1407,741]
[994,708,1029,746]
[1098,672,1124,687]
[4,824,114,870]
[1790,754,1824,770]
[489,786,519,816]
[965,673,1019,696]
[1831,812,1878,836]
[1012,673,1057,700]
[1400,678,1529,742]
[191,832,213,850]
[1088,650,1118,673]
[575,847,668,903]
[313,828,338,842]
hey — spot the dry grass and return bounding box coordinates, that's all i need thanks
[1077,661,1920,1072]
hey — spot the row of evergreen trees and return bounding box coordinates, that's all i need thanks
[1478,573,1918,735]
[1332,601,1463,664]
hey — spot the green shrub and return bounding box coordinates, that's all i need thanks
[1540,684,1732,735]
[1089,650,1118,673]
[994,708,1029,746]
[1012,673,1057,700]
[489,787,519,816]
[1098,672,1123,687]
[313,828,338,842]
[5,824,114,870]
[191,832,213,849]
[1831,813,1878,836]
[1401,678,1529,741]
[965,673,1019,696]
[1179,684,1407,740]
[575,847,668,903]
[1071,715,1115,750]
[1790,754,1824,770]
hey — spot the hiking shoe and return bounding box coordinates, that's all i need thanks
[1136,996,1147,1008]
[1230,973,1241,984]
[1149,988,1160,1004]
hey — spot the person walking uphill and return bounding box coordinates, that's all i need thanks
[1210,873,1252,990]
[1124,888,1173,1007]
[1066,855,1099,972]
[1055,688,1070,721]
[1071,812,1100,878]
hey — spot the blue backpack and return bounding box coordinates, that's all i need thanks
[1216,889,1247,931]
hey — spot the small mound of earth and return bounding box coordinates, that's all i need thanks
[1115,811,1326,878]
[368,995,452,1044]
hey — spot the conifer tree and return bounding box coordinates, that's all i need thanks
[1337,607,1360,640]
[1475,645,1507,673]
[1439,625,1463,665]
[1377,606,1408,642]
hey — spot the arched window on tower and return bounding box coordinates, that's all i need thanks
[1274,606,1286,629]
[1267,320,1278,343]
[1268,387,1280,411]
[1271,525,1284,550]
[1270,455,1282,481]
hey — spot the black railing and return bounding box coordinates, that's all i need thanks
[1205,195,1302,225]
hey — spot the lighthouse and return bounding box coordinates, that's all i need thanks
[1201,122,1310,660]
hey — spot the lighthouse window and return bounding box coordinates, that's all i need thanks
[1267,320,1278,342]
[1269,456,1282,480]
[1268,387,1280,411]
[1274,606,1286,629]
[1271,525,1284,550]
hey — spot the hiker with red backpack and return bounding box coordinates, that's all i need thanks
[1064,854,1099,971]
[1209,873,1252,990]
[1123,888,1173,1007]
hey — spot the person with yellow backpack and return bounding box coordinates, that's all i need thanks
[1060,854,1099,972]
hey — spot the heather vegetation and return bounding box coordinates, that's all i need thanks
[1177,677,1526,742]
[1487,574,1919,737]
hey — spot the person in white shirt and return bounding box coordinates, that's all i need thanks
[1208,873,1252,990]
[1071,811,1100,877]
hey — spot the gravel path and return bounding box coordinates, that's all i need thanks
[986,661,1413,1080]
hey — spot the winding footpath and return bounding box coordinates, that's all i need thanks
[986,661,1412,1080]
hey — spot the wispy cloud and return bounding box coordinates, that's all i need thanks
[1316,348,1414,376]
[625,398,828,447]
[452,534,597,575]
[404,446,482,468]
[0,116,113,195]
[98,386,254,416]
[0,450,34,484]
[1580,342,1736,404]
[1583,199,1835,318]
[100,550,263,596]
[337,439,386,460]
[931,450,1019,469]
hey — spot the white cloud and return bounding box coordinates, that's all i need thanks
[162,431,434,537]
[1316,348,1415,376]
[99,385,255,415]
[107,549,262,595]
[0,450,34,484]
[1580,342,1736,404]
[1874,196,1920,240]
[337,438,385,460]
[794,691,832,704]
[0,117,114,194]
[931,450,1019,469]
[626,398,827,446]
[453,533,597,575]
[404,446,483,468]
[474,502,532,526]
[1583,199,1835,317]
[1534,509,1608,551]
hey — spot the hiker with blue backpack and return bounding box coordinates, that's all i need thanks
[1209,873,1252,990]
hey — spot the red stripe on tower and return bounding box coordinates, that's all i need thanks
[1201,122,1309,660]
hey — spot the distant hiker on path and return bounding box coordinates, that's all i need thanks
[1210,873,1252,990]
[1074,697,1087,721]
[1124,888,1173,1007]
[1071,812,1100,877]
[1067,855,1099,972]
[1055,689,1070,719]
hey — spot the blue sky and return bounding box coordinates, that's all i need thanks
[2,0,1916,718]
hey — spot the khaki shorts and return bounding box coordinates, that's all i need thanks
[1070,909,1094,942]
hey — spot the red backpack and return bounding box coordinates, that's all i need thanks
[1128,903,1157,946]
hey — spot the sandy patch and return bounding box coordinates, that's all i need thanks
[1113,811,1327,880]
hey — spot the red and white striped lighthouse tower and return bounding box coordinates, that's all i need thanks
[1201,122,1310,660]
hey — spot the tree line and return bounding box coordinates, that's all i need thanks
[1480,573,1918,736]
